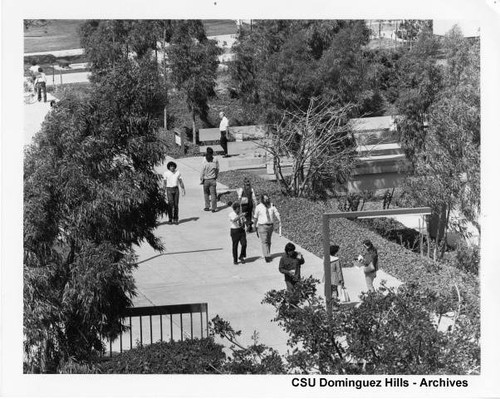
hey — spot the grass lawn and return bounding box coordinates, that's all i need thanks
[24,20,85,53]
[24,19,237,54]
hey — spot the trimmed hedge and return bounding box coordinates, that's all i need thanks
[99,338,225,374]
[218,170,479,324]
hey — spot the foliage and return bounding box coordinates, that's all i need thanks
[210,316,285,374]
[99,338,226,374]
[262,278,479,374]
[167,21,221,137]
[454,240,480,275]
[258,99,357,198]
[230,20,384,121]
[395,26,480,249]
[24,54,169,372]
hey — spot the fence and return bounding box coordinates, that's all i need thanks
[103,303,209,357]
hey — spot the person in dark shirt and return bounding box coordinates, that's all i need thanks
[279,242,305,292]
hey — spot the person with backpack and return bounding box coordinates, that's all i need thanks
[236,177,257,232]
[357,239,378,292]
[322,245,344,300]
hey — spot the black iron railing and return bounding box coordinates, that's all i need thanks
[104,303,209,357]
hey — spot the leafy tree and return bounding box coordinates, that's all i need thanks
[167,21,220,142]
[24,54,169,372]
[397,26,480,250]
[230,20,375,121]
[261,278,479,374]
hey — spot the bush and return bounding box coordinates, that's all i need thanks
[454,240,480,275]
[99,338,225,374]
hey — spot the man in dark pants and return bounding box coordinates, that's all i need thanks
[219,111,229,157]
[163,161,186,224]
[228,201,247,265]
[35,67,47,103]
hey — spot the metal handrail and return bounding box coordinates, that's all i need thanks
[104,302,209,357]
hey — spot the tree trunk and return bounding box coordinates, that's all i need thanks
[192,110,196,144]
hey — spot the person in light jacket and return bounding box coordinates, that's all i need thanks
[253,193,281,262]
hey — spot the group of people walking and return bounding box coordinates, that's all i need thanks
[226,188,282,265]
[162,145,379,298]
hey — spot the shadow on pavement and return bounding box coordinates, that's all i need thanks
[178,217,200,224]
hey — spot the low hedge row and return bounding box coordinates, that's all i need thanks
[218,170,479,322]
[100,338,225,374]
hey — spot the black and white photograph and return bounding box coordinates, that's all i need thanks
[2,0,500,397]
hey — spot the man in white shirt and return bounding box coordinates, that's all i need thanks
[34,67,47,103]
[253,193,281,262]
[163,161,185,224]
[219,111,229,157]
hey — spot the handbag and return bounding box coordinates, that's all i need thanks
[339,287,350,302]
[363,262,376,274]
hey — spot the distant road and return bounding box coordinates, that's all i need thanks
[24,48,84,57]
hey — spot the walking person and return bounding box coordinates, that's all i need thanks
[35,67,47,103]
[200,147,219,212]
[29,60,40,84]
[253,194,281,262]
[322,245,344,300]
[228,201,247,265]
[356,239,378,292]
[163,161,185,225]
[279,242,304,293]
[219,111,229,157]
[236,177,257,232]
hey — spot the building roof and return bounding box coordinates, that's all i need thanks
[350,115,396,132]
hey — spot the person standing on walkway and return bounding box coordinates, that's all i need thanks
[357,239,378,292]
[35,67,47,103]
[236,177,257,232]
[322,245,344,300]
[253,193,281,262]
[228,201,247,265]
[200,147,219,212]
[29,60,40,84]
[219,111,229,157]
[163,161,185,225]
[279,242,304,292]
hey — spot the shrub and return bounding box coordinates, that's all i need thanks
[454,240,480,275]
[99,338,225,374]
[157,128,200,159]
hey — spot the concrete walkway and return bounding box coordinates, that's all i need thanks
[132,156,403,354]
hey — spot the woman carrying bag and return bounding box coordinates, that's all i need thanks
[355,239,378,292]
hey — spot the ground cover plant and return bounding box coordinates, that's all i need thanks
[100,338,226,374]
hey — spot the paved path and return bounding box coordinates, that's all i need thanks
[132,156,403,354]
